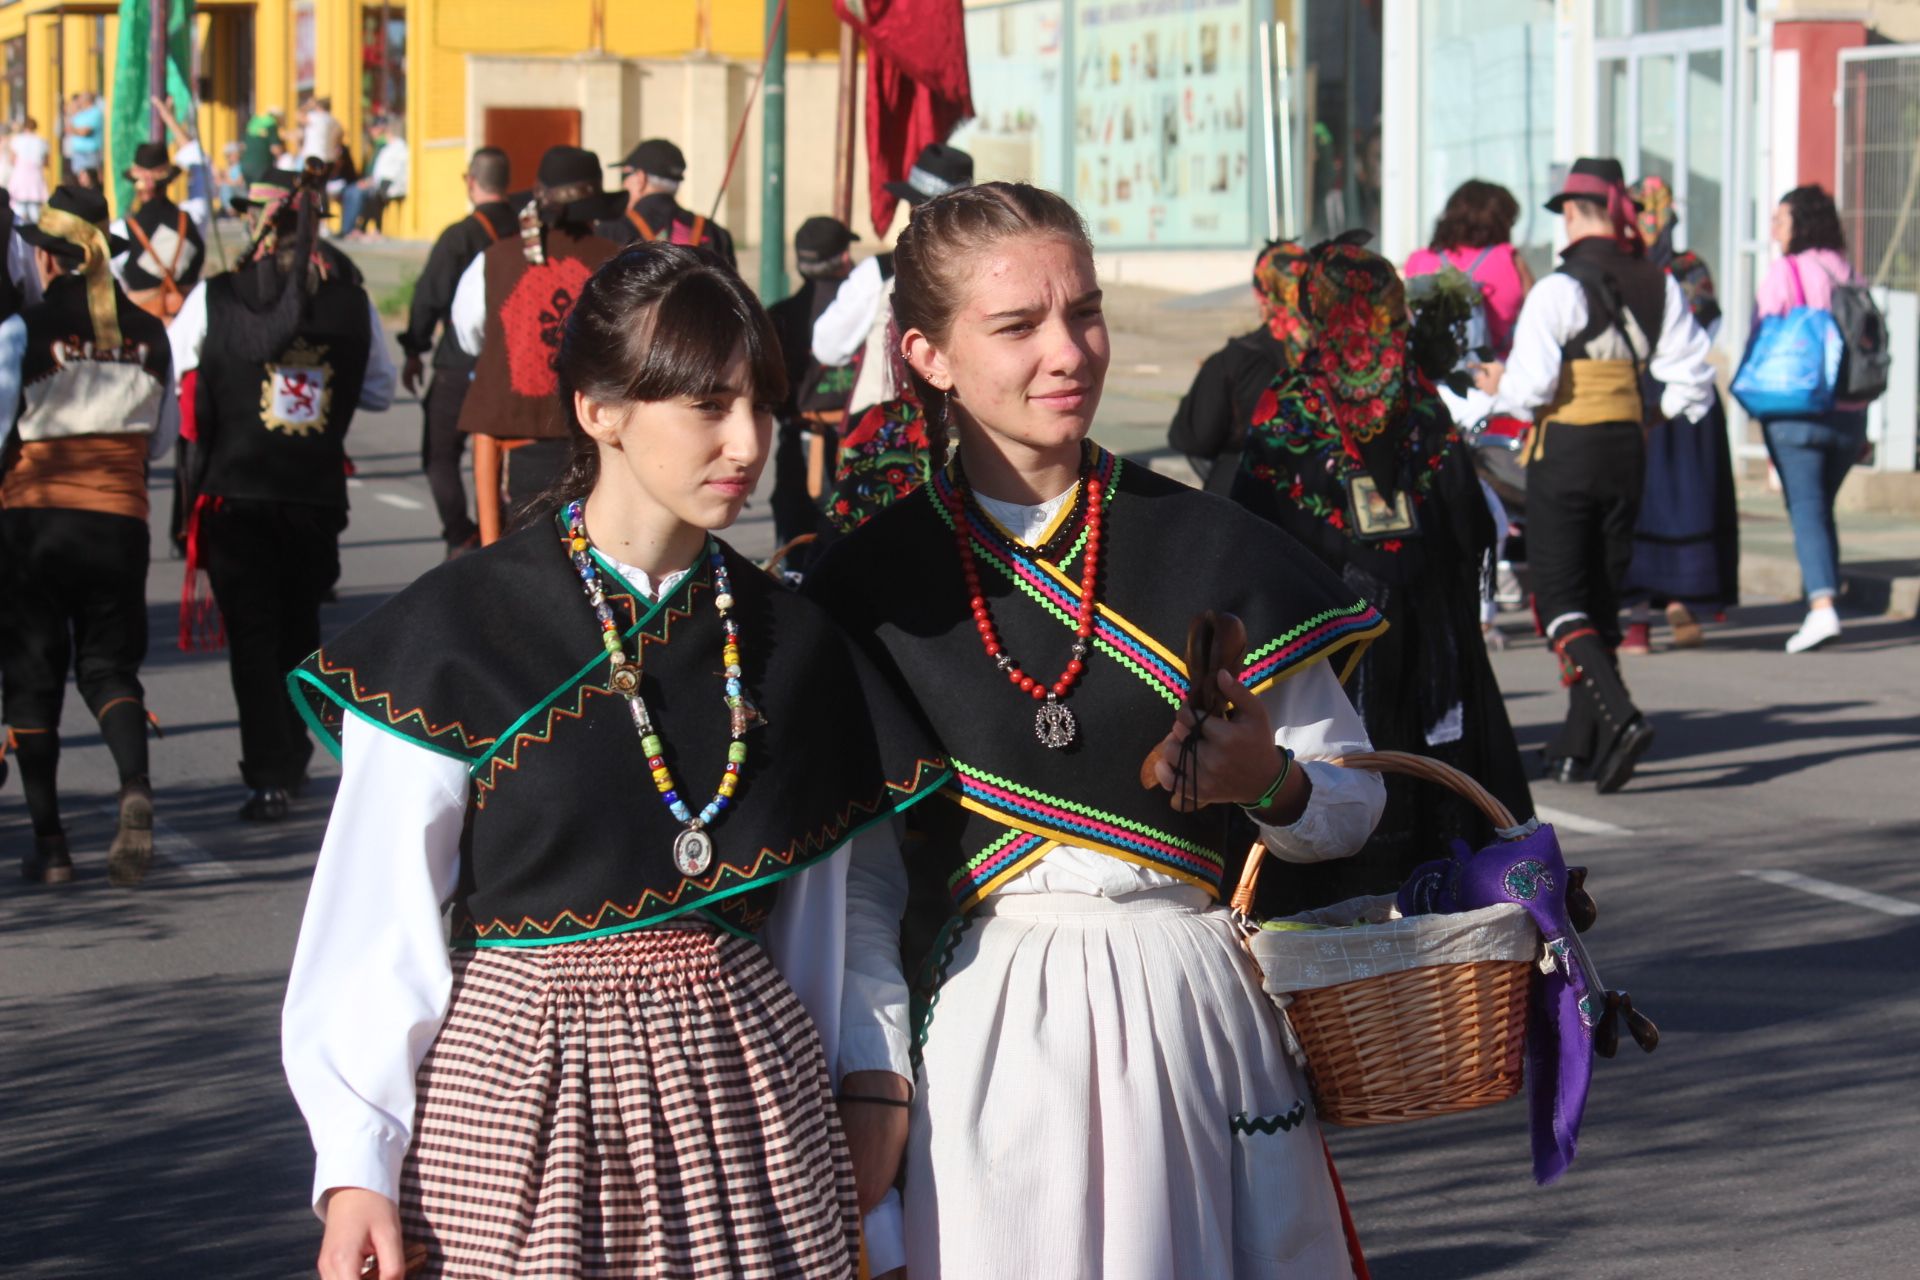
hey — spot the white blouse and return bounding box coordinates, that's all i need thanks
[833,483,1385,1085]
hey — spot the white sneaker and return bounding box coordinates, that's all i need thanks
[1785,609,1842,654]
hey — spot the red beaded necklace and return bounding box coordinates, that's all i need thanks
[943,458,1103,749]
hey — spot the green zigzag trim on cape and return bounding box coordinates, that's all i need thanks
[288,652,498,763]
[909,909,977,1075]
[1241,597,1383,670]
[469,543,712,781]
[1230,1102,1308,1136]
[284,549,694,768]
[460,755,953,947]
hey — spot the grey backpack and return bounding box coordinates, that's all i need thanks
[1818,260,1891,402]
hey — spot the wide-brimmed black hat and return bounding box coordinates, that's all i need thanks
[614,139,687,181]
[122,141,181,186]
[18,184,129,261]
[883,142,974,205]
[518,145,628,224]
[795,215,858,267]
[1545,157,1637,213]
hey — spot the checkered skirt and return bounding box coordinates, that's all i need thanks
[399,928,860,1279]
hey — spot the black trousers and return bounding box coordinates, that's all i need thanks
[1527,421,1646,760]
[0,506,151,751]
[201,499,344,789]
[422,371,478,548]
[1527,422,1645,649]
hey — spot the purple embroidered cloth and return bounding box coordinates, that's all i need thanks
[1399,823,1593,1185]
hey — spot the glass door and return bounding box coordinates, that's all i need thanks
[1595,32,1726,281]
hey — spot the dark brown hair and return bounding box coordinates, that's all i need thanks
[1781,184,1846,256]
[543,242,788,509]
[1430,179,1520,251]
[891,182,1094,460]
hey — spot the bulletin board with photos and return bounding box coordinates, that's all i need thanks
[955,0,1264,251]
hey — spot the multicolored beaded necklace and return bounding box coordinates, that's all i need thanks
[562,500,750,877]
[943,448,1103,749]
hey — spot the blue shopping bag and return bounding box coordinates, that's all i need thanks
[1731,271,1845,420]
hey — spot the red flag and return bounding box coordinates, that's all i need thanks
[835,0,974,235]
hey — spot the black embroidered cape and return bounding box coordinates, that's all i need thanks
[1233,386,1535,903]
[804,444,1385,925]
[289,517,950,945]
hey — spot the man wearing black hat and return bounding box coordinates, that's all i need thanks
[450,145,623,538]
[767,215,860,555]
[1474,157,1715,795]
[596,138,737,269]
[812,141,973,419]
[110,140,205,322]
[169,161,396,821]
[399,146,514,557]
[0,185,176,884]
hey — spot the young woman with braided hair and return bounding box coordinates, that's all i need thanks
[806,182,1382,1277]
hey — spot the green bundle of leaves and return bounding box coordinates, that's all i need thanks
[1405,264,1483,395]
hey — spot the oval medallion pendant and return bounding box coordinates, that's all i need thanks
[1034,699,1078,750]
[673,827,714,877]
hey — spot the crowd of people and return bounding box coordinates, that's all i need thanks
[1174,163,1877,808]
[0,101,1879,1278]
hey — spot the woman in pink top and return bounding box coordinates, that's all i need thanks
[1405,180,1534,359]
[6,117,49,222]
[1753,185,1866,654]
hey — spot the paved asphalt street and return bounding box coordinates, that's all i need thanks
[2,328,1917,1277]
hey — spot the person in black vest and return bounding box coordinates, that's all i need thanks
[111,141,205,322]
[169,162,396,821]
[1475,158,1715,793]
[595,138,736,269]
[398,146,514,557]
[1169,239,1312,494]
[450,145,622,541]
[767,215,859,559]
[0,184,175,884]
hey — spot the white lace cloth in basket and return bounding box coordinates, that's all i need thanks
[1249,894,1540,996]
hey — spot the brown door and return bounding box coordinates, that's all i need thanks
[483,107,581,194]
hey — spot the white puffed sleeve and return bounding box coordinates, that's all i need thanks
[1252,660,1385,863]
[282,715,469,1214]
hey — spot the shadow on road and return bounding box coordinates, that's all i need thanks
[1621,700,1920,793]
[0,973,313,1278]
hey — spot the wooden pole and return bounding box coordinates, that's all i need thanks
[832,23,858,226]
[150,0,171,143]
[380,1,393,114]
[758,0,788,303]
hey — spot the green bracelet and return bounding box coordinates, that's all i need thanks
[1241,748,1294,816]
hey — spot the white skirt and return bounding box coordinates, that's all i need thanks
[903,886,1357,1280]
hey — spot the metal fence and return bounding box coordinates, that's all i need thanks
[1838,45,1920,293]
[1837,46,1920,470]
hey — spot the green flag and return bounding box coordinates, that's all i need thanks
[111,0,197,216]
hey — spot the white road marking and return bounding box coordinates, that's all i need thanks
[1739,869,1920,918]
[94,809,241,881]
[1534,804,1633,837]
[346,476,366,489]
[374,491,426,511]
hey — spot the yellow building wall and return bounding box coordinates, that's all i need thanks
[0,0,854,249]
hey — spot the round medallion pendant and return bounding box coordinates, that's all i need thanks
[673,827,714,877]
[1034,700,1078,750]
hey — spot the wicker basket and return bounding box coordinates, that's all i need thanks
[1233,750,1536,1128]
